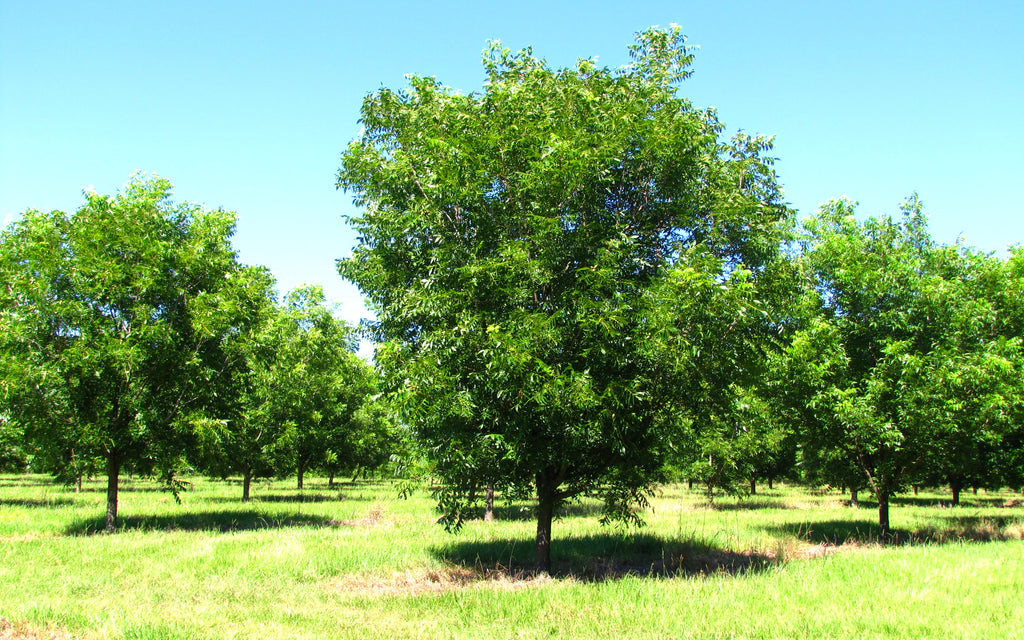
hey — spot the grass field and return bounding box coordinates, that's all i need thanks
[1,474,1022,639]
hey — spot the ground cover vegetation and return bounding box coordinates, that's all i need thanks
[2,23,1024,637]
[0,475,1022,639]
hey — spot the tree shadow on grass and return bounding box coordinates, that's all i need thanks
[0,497,75,508]
[249,493,345,504]
[64,509,336,535]
[889,495,1007,508]
[432,532,777,582]
[700,498,795,512]
[767,513,1024,546]
[767,519,882,545]
[0,476,60,488]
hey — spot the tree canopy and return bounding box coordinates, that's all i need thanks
[337,26,791,571]
[0,174,254,531]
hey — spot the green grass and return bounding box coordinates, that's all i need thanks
[1,475,1022,639]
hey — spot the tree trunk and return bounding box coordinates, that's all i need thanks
[951,479,962,506]
[535,473,558,574]
[878,491,891,541]
[328,471,335,488]
[687,478,694,490]
[105,452,121,533]
[484,484,495,522]
[767,477,773,490]
[913,485,919,496]
[706,481,715,507]
[750,478,757,495]
[297,462,305,490]
[535,496,554,574]
[850,488,859,508]
[242,467,252,503]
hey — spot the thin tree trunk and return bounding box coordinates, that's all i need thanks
[951,479,962,506]
[687,478,694,490]
[484,484,495,522]
[105,452,121,533]
[297,461,305,490]
[850,488,859,508]
[767,477,773,490]
[535,492,555,574]
[328,471,335,488]
[878,491,891,541]
[242,467,252,502]
[750,477,757,495]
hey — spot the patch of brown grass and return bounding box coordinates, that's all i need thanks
[331,502,394,528]
[0,619,75,640]
[326,565,551,597]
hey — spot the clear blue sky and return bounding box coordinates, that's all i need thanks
[2,1,1022,338]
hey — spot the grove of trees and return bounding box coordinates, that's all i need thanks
[336,26,1024,568]
[1,28,1022,571]
[0,175,393,530]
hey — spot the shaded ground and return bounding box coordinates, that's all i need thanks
[63,509,337,535]
[432,532,779,582]
[767,514,1024,546]
[0,498,74,509]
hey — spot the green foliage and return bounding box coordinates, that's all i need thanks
[337,26,790,569]
[0,174,252,529]
[779,195,1024,533]
[265,286,376,488]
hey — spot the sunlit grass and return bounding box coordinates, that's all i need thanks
[1,474,1022,639]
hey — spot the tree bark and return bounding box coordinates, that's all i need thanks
[951,479,962,506]
[750,478,757,495]
[535,472,559,574]
[767,477,773,490]
[878,491,891,541]
[105,452,121,533]
[687,478,694,490]
[484,484,495,522]
[242,467,252,502]
[850,488,859,508]
[535,494,554,574]
[297,461,305,490]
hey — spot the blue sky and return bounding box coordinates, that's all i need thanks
[2,1,1022,339]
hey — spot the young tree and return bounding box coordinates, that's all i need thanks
[270,286,373,490]
[337,27,790,571]
[0,174,250,531]
[192,265,283,502]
